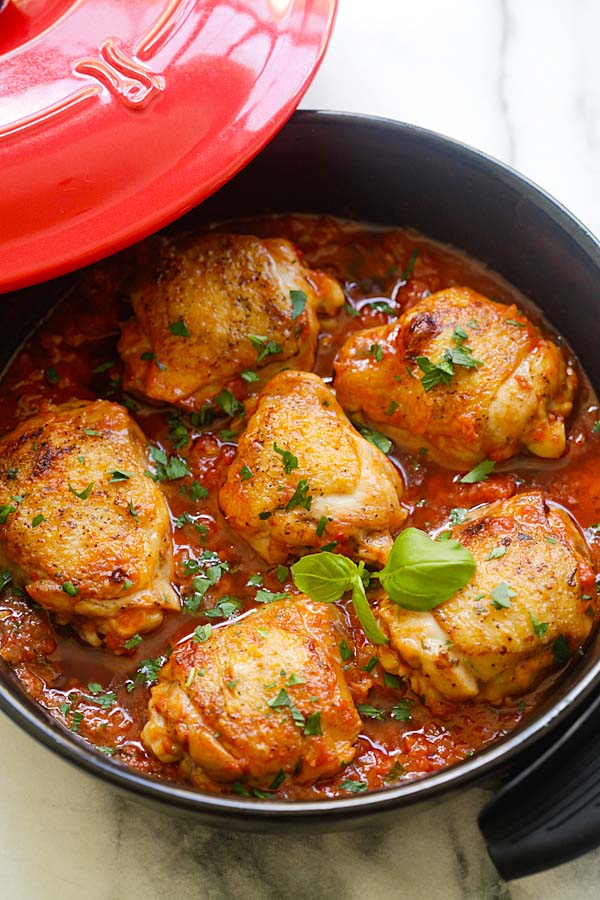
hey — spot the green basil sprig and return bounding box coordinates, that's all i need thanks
[375,528,475,610]
[291,528,475,643]
[291,553,387,645]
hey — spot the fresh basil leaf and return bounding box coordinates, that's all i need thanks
[377,528,475,611]
[351,569,388,645]
[291,552,357,603]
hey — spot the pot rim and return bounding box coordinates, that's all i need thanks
[2,108,600,822]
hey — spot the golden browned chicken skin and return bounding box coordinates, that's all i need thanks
[0,400,178,650]
[378,492,597,709]
[118,232,344,410]
[141,597,361,788]
[334,287,576,469]
[219,370,407,565]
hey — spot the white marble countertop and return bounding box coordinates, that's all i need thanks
[2,1,600,898]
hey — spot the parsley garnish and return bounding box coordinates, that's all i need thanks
[147,446,190,482]
[390,700,412,722]
[485,546,507,560]
[214,388,244,418]
[68,481,94,500]
[108,468,134,483]
[359,427,392,455]
[383,672,404,689]
[168,318,190,338]
[247,334,284,363]
[140,351,167,371]
[358,704,385,720]
[240,464,253,481]
[401,249,419,281]
[192,624,213,643]
[31,514,46,527]
[290,289,307,319]
[449,507,468,526]
[530,612,549,638]
[490,582,516,609]
[553,635,570,663]
[124,633,142,650]
[340,779,368,793]
[241,370,260,383]
[274,442,298,474]
[286,479,312,511]
[316,515,328,538]
[205,596,241,619]
[460,460,495,483]
[86,683,117,709]
[369,343,383,362]
[303,712,322,736]
[255,589,290,604]
[340,639,352,661]
[189,480,209,501]
[0,504,17,524]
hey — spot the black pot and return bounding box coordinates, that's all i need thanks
[2,110,600,880]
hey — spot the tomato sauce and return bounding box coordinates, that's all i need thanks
[1,214,599,800]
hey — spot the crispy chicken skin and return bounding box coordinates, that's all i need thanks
[118,232,344,410]
[378,492,596,709]
[334,287,576,469]
[219,370,407,565]
[0,400,178,650]
[141,597,361,788]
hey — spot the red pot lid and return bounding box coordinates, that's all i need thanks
[0,0,337,292]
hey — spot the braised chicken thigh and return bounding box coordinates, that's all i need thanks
[219,370,406,565]
[334,287,576,469]
[0,400,178,650]
[141,597,361,788]
[118,232,344,410]
[378,492,596,709]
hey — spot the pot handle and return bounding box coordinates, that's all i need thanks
[478,688,600,880]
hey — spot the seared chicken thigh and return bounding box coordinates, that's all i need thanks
[0,400,178,649]
[378,492,596,708]
[142,597,361,788]
[334,287,576,469]
[219,370,406,564]
[118,232,344,410]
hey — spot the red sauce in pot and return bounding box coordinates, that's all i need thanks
[1,214,599,800]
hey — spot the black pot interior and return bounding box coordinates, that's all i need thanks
[2,110,600,826]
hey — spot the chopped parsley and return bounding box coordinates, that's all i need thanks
[276,565,289,583]
[401,249,419,281]
[359,426,392,455]
[357,704,385,720]
[290,289,307,319]
[124,633,142,650]
[62,581,79,597]
[107,468,134,483]
[340,779,368,793]
[383,672,404,689]
[485,546,508,560]
[316,515,328,538]
[390,700,412,722]
[241,370,260,383]
[490,582,516,609]
[127,651,170,690]
[553,635,570,664]
[214,388,244,418]
[189,481,209,501]
[255,589,290,604]
[205,596,241,619]
[147,446,190,482]
[449,507,468,527]
[369,343,383,362]
[361,657,378,673]
[168,318,190,338]
[140,351,167,371]
[530,612,549,639]
[240,464,253,481]
[286,479,312,512]
[128,500,139,522]
[247,334,284,363]
[192,624,213,643]
[0,504,17,524]
[274,442,298,474]
[31,514,46,527]
[86,683,117,709]
[387,400,399,416]
[339,639,352,661]
[83,428,102,437]
[460,460,495,484]
[303,712,322,736]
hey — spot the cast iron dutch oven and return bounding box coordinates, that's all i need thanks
[2,111,600,880]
